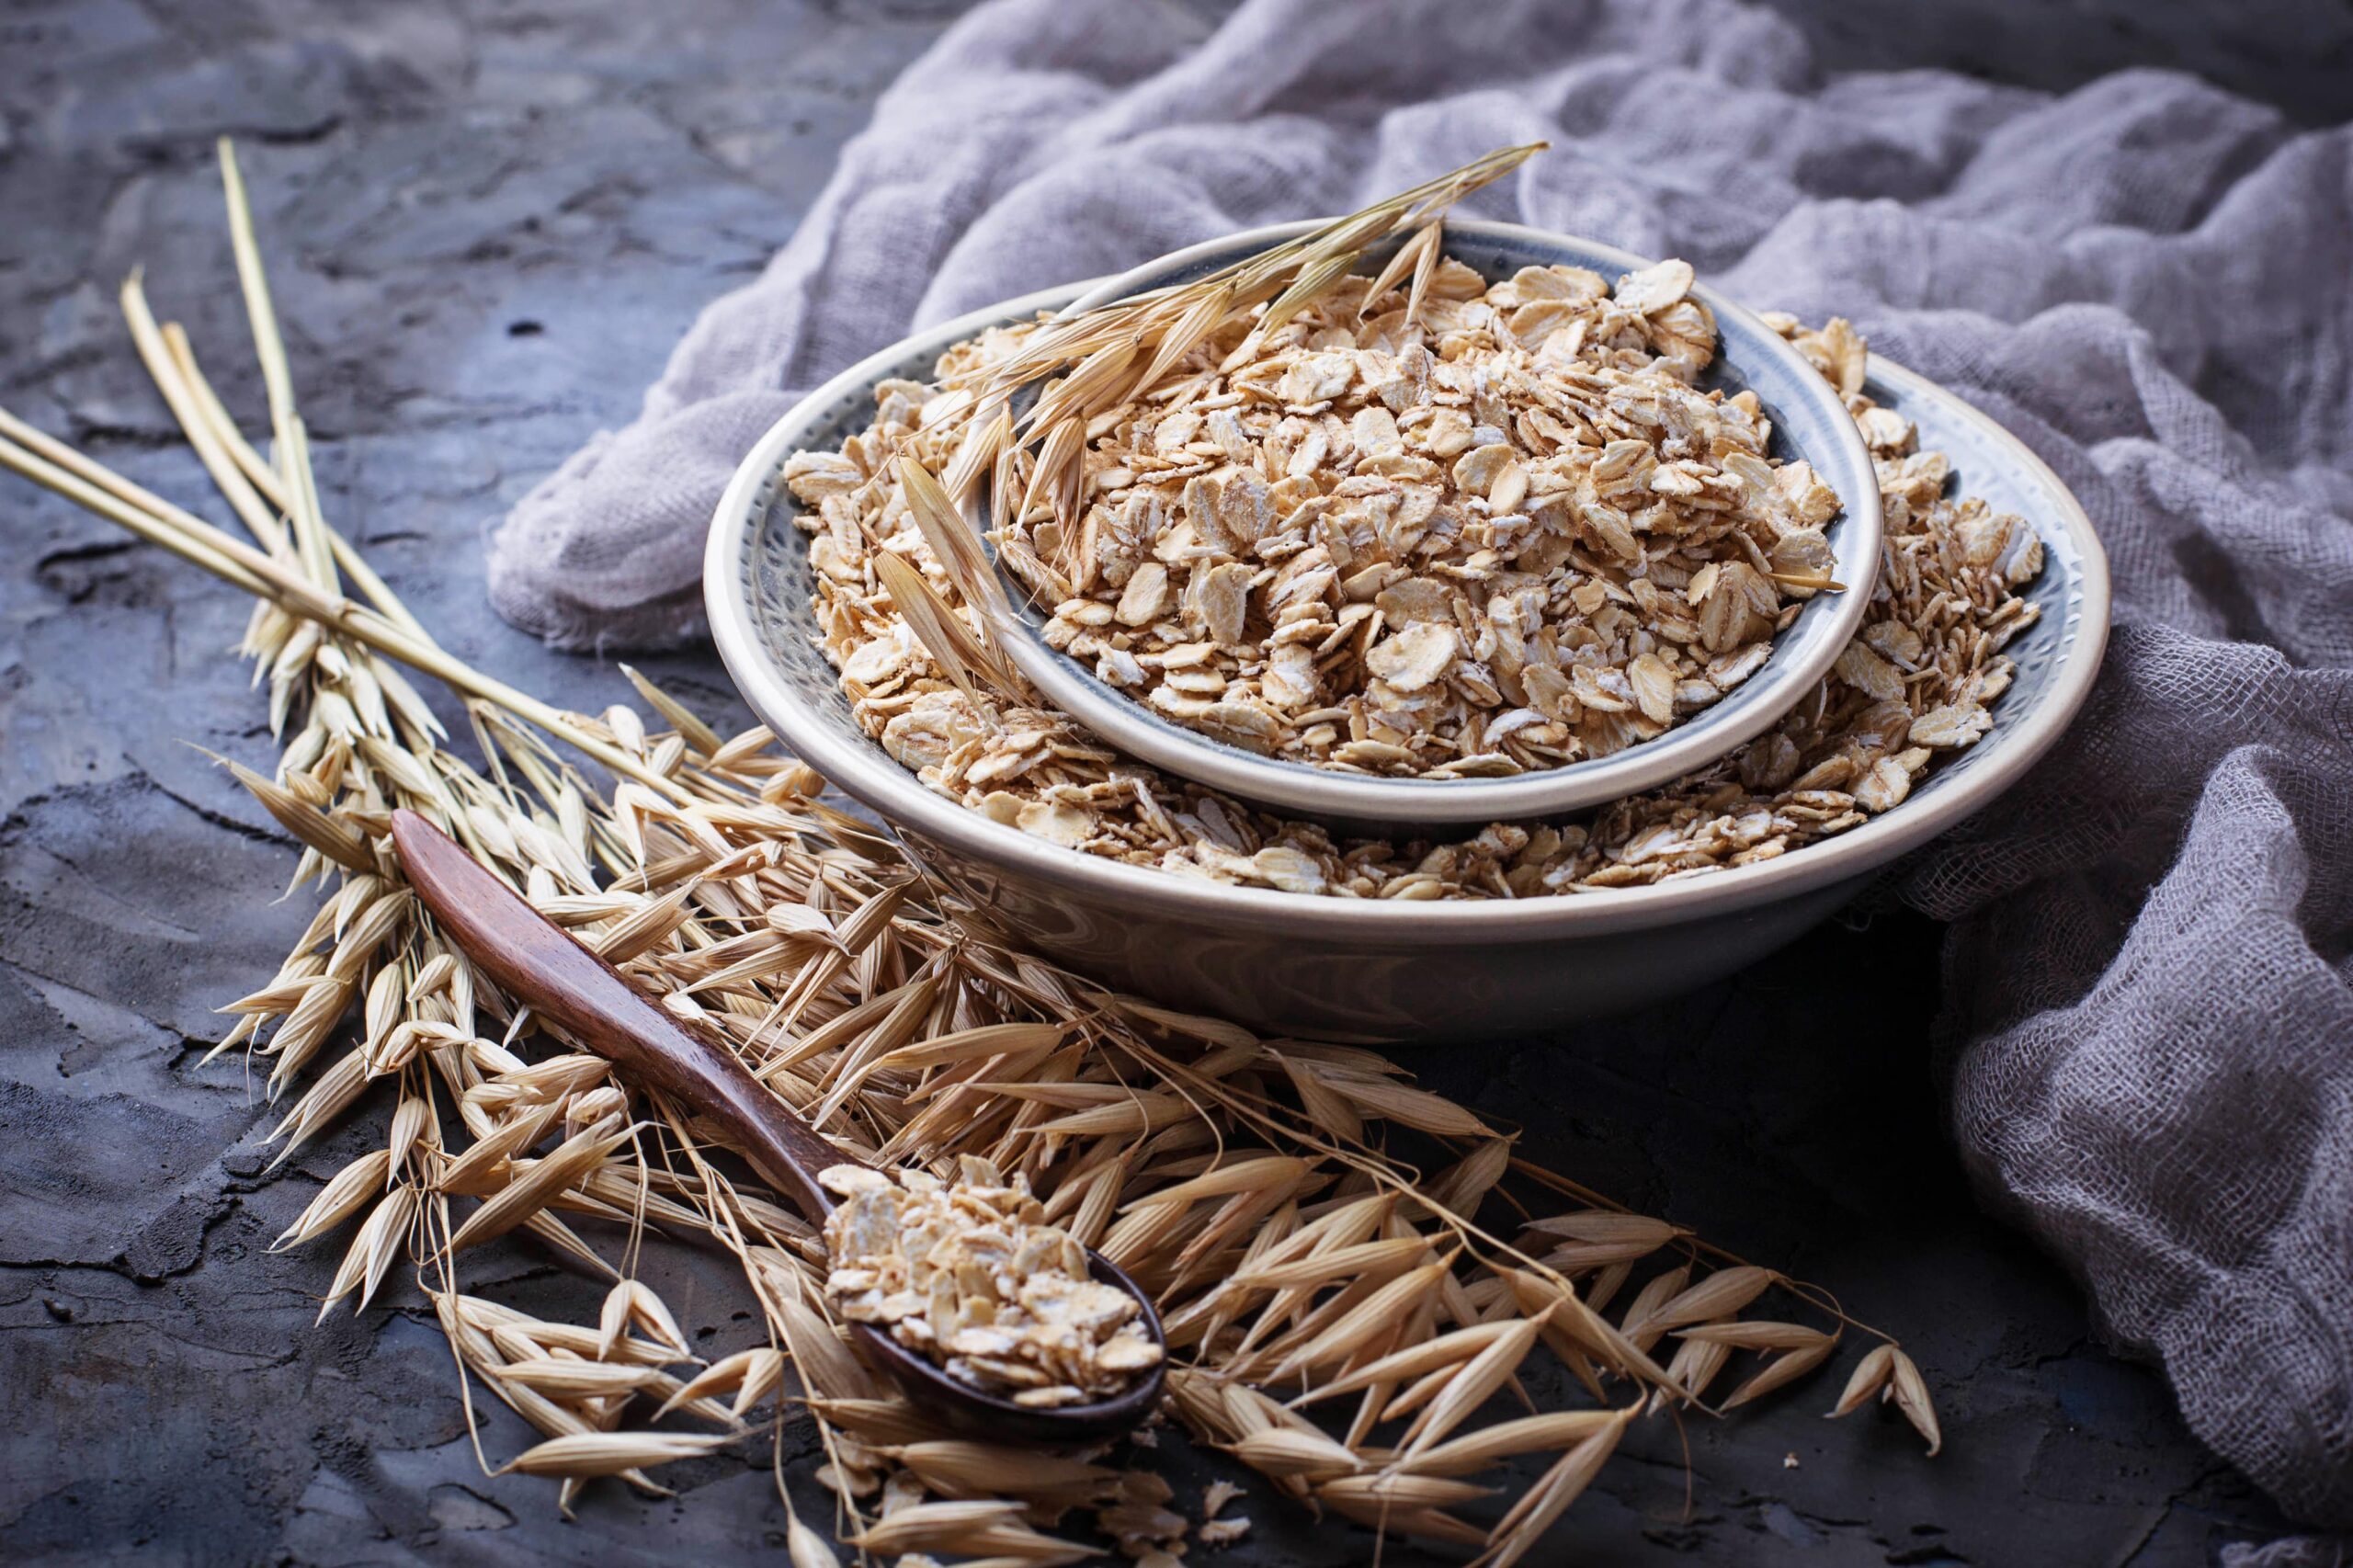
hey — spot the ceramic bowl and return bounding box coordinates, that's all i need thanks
[707,280,2109,1043]
[976,220,1886,829]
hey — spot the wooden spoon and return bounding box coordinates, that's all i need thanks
[390,808,1165,1445]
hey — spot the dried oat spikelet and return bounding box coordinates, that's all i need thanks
[0,138,1952,1564]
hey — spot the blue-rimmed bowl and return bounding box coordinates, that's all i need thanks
[707,278,2108,1042]
[973,220,1884,829]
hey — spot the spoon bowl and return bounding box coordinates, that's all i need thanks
[390,809,1165,1445]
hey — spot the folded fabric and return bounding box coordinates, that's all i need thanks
[488,0,2353,1526]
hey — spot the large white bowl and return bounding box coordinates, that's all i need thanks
[706,280,2109,1043]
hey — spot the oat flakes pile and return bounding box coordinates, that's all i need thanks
[1001,256,1839,776]
[821,1158,1163,1405]
[789,310,2042,900]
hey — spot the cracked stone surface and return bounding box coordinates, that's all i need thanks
[0,1,2334,1562]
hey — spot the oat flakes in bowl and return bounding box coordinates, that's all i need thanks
[706,275,2108,1039]
[1017,257,1824,776]
[962,220,1882,827]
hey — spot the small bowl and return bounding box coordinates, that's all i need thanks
[972,219,1886,829]
[707,280,2109,1043]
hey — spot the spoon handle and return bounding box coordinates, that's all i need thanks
[390,809,847,1223]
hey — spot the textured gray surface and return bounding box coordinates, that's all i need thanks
[0,1,2333,1562]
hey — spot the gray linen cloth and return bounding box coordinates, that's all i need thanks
[487,0,2353,1525]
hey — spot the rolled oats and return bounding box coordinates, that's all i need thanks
[819,1159,1161,1405]
[1003,256,1839,777]
[784,309,2042,901]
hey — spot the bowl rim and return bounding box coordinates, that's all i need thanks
[972,217,1888,825]
[706,278,2110,949]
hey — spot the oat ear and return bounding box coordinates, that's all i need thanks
[0,134,1988,1559]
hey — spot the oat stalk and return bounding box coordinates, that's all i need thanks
[0,141,1939,1562]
